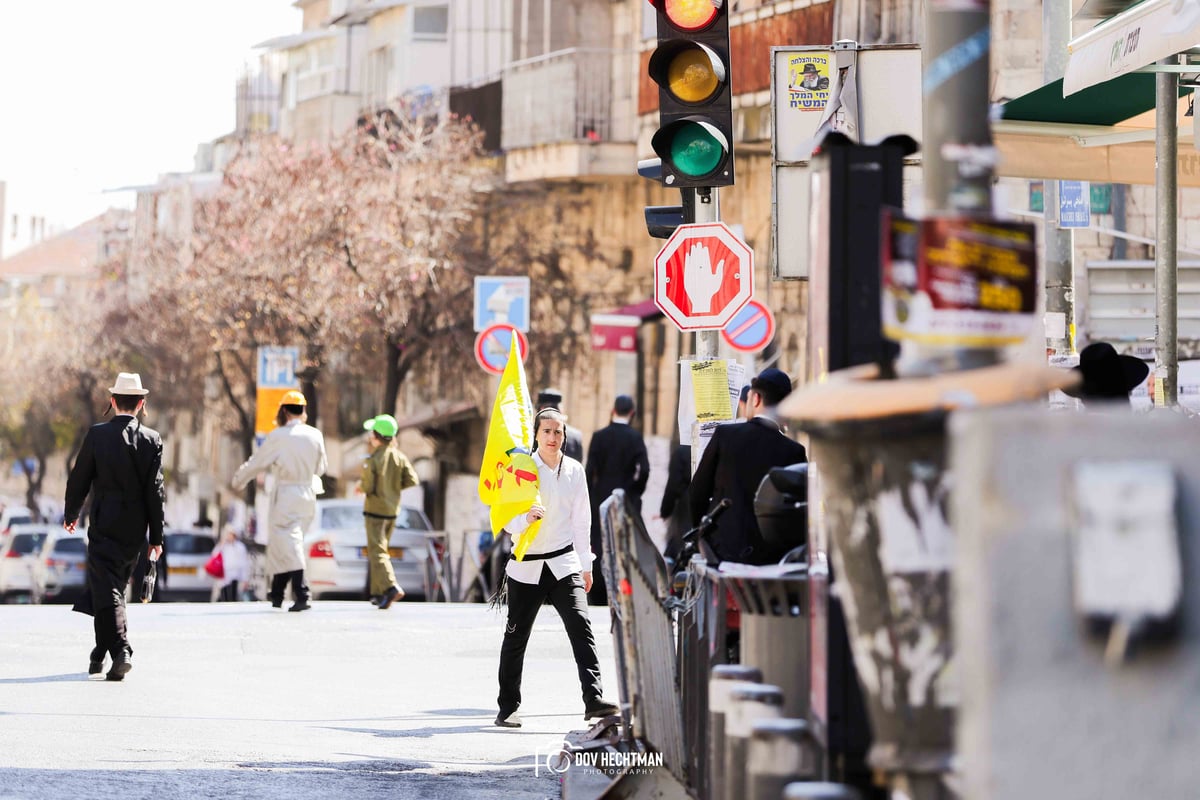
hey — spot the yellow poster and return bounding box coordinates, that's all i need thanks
[255,387,295,437]
[691,360,733,422]
[788,53,831,111]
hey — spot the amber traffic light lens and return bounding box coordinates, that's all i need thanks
[667,48,720,103]
[663,0,718,31]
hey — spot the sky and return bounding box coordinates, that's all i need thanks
[0,1,300,255]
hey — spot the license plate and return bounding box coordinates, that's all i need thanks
[168,566,197,576]
[359,547,405,559]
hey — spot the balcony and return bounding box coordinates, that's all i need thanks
[500,48,636,183]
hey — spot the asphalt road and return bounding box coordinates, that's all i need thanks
[0,599,619,800]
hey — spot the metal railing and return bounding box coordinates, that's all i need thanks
[501,47,625,150]
[676,558,731,795]
[600,489,686,781]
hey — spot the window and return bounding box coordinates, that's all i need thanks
[413,5,449,40]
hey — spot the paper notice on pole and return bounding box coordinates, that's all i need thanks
[692,360,731,421]
[678,359,747,446]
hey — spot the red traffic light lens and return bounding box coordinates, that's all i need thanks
[663,0,718,31]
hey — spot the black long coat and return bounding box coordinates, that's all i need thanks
[65,415,166,614]
[688,418,807,565]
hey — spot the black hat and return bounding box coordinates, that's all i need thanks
[536,387,564,409]
[614,395,635,415]
[802,63,818,74]
[1065,342,1149,401]
[750,368,793,406]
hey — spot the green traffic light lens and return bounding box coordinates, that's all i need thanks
[670,123,723,177]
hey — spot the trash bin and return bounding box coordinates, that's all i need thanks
[747,718,817,800]
[708,665,763,800]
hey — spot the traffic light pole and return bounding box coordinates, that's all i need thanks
[694,186,721,360]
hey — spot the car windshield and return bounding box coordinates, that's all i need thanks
[11,533,48,555]
[321,505,365,530]
[396,508,430,531]
[165,532,216,555]
[7,516,32,527]
[54,538,86,554]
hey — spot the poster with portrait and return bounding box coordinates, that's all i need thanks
[787,52,831,112]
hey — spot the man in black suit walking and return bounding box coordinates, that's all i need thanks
[585,395,649,604]
[689,368,807,566]
[64,372,166,681]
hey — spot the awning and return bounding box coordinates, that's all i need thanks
[252,29,336,51]
[1064,0,1200,95]
[994,74,1195,185]
[395,401,479,433]
[614,298,663,321]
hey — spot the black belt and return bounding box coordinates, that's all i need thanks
[511,544,574,561]
[363,512,396,521]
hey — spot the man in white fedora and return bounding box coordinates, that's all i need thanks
[64,372,166,681]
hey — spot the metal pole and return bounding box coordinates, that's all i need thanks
[912,0,997,374]
[1043,0,1073,357]
[696,186,720,360]
[1156,58,1179,407]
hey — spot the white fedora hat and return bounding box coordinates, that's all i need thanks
[108,372,149,396]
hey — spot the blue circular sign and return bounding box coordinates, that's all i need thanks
[721,300,775,353]
[475,324,529,374]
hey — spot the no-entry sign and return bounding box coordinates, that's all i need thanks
[475,324,528,375]
[654,222,754,331]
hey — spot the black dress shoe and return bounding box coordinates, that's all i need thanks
[495,710,522,728]
[378,586,405,610]
[288,600,312,612]
[583,699,620,720]
[106,652,132,682]
[88,647,105,677]
[369,595,382,606]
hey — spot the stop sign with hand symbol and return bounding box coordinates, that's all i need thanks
[654,222,754,331]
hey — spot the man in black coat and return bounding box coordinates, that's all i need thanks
[585,394,649,604]
[536,388,584,462]
[689,368,807,566]
[64,372,166,682]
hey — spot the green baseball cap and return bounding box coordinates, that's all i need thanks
[363,414,399,437]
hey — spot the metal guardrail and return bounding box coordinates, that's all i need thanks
[600,489,686,781]
[676,557,730,794]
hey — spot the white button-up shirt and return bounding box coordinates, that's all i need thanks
[504,451,593,584]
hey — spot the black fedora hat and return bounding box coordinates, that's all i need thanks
[1064,342,1149,400]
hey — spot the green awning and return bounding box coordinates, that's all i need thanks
[1001,73,1191,127]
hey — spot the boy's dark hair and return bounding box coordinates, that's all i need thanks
[112,394,143,413]
[373,433,394,445]
[281,404,305,416]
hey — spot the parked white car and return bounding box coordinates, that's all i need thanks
[32,529,88,604]
[159,528,219,601]
[304,499,435,600]
[0,505,33,540]
[0,525,51,602]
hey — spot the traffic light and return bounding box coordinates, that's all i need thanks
[647,0,734,188]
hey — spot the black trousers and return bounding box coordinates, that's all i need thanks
[218,581,241,602]
[497,565,604,714]
[269,570,309,604]
[75,536,140,661]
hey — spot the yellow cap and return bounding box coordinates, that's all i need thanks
[280,390,307,406]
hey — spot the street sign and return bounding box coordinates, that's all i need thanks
[1059,180,1090,229]
[474,276,530,332]
[721,299,776,352]
[654,222,754,331]
[475,323,529,375]
[256,346,301,438]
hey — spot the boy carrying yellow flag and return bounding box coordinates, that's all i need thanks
[477,336,543,560]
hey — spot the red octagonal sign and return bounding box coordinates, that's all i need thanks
[654,222,754,331]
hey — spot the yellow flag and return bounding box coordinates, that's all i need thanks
[477,335,543,560]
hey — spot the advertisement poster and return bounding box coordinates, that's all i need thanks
[787,52,831,111]
[882,212,1038,346]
